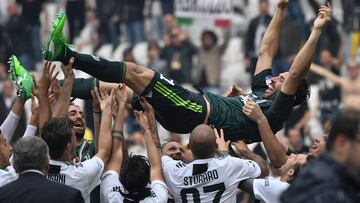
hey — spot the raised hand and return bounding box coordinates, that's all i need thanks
[61,57,75,78]
[114,84,127,105]
[32,61,59,97]
[242,98,266,123]
[91,89,101,113]
[49,79,61,105]
[29,95,40,126]
[214,128,230,153]
[313,3,332,30]
[226,84,244,97]
[94,87,115,112]
[140,97,156,124]
[277,0,289,8]
[134,110,150,132]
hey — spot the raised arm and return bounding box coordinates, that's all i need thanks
[282,4,332,95]
[135,106,164,182]
[139,97,162,151]
[93,88,115,164]
[23,96,40,137]
[243,99,287,168]
[52,58,75,117]
[33,61,58,129]
[91,89,101,153]
[219,28,231,54]
[0,97,25,142]
[232,140,269,178]
[105,85,127,172]
[310,63,346,86]
[254,0,289,75]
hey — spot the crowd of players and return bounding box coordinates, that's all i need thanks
[0,0,360,203]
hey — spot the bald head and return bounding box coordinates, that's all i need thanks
[189,124,217,159]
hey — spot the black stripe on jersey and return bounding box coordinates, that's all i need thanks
[49,164,61,174]
[192,164,208,176]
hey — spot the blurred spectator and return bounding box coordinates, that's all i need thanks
[66,0,86,43]
[0,63,7,80]
[122,0,146,45]
[310,60,360,112]
[196,29,230,94]
[161,0,174,15]
[95,0,120,47]
[147,40,166,73]
[273,8,304,76]
[74,9,101,52]
[147,0,164,41]
[316,50,341,131]
[0,24,6,64]
[0,79,26,144]
[245,0,271,76]
[16,0,47,65]
[0,0,10,25]
[287,128,309,154]
[5,2,32,69]
[161,27,197,84]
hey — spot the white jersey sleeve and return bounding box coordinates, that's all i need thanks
[23,125,37,137]
[0,166,17,187]
[253,177,290,203]
[227,157,261,182]
[68,156,104,194]
[0,111,20,143]
[101,170,168,203]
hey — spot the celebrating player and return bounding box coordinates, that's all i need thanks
[42,0,331,143]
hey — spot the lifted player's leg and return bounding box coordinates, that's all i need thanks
[44,12,154,95]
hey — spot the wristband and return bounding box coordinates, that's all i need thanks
[112,130,124,140]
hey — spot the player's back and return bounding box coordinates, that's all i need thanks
[161,155,261,203]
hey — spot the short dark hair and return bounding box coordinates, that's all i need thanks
[201,30,218,44]
[120,155,150,194]
[326,110,360,151]
[293,79,310,106]
[13,136,49,173]
[41,117,73,159]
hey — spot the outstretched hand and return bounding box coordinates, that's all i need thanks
[213,128,230,153]
[94,87,115,111]
[242,98,266,123]
[134,110,150,132]
[114,84,127,105]
[32,61,59,97]
[226,84,244,97]
[140,97,156,130]
[277,0,289,8]
[61,57,75,78]
[313,3,332,30]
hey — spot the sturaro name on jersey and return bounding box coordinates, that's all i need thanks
[183,169,219,186]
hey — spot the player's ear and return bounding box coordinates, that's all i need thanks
[287,168,295,177]
[187,143,191,150]
[66,143,72,153]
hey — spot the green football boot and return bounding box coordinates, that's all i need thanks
[43,12,69,61]
[8,55,34,100]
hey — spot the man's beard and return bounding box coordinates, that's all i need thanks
[75,129,85,140]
